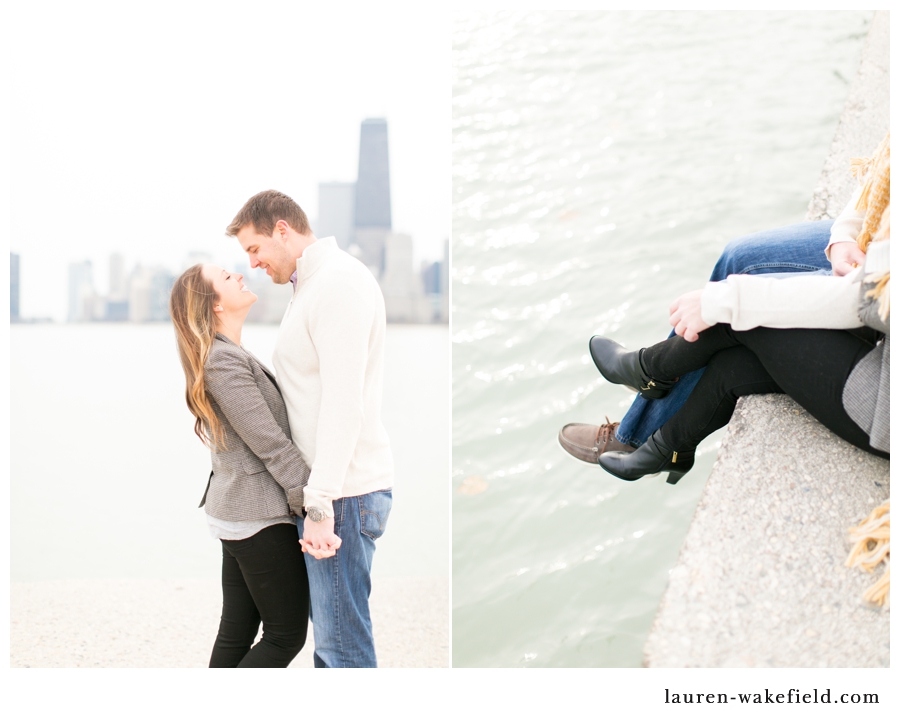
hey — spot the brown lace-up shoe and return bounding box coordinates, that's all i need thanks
[558,418,636,464]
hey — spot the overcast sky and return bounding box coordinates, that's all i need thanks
[10,3,450,320]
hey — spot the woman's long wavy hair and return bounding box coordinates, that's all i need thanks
[169,264,226,449]
[852,132,890,253]
[851,132,890,321]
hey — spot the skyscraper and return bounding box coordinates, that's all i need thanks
[354,118,392,272]
[105,252,130,320]
[318,182,356,250]
[108,253,127,301]
[380,232,418,298]
[128,266,174,322]
[68,260,95,322]
[10,252,20,322]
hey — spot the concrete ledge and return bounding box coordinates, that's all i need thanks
[644,395,889,667]
[644,11,889,668]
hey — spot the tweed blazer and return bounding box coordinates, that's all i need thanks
[199,333,310,522]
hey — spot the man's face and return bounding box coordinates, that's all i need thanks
[236,225,296,284]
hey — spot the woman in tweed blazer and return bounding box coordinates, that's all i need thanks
[171,263,322,668]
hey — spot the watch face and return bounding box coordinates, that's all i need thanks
[308,507,326,522]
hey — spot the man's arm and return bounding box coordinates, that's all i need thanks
[301,273,377,554]
[303,276,374,513]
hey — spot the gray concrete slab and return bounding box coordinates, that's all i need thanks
[643,395,889,667]
[644,11,890,668]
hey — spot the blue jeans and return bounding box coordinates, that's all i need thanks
[297,489,392,668]
[615,220,835,446]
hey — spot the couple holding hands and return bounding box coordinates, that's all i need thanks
[171,190,393,668]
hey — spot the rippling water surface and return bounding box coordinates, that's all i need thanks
[452,11,869,667]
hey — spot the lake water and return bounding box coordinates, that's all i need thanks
[451,11,870,667]
[10,323,449,582]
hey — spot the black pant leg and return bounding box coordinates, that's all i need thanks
[209,541,262,668]
[641,323,740,380]
[233,523,310,668]
[647,325,886,458]
[209,523,310,668]
[659,345,781,450]
[730,327,887,458]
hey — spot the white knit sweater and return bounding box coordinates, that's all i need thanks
[273,237,394,518]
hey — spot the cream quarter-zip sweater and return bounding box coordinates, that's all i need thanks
[273,237,394,517]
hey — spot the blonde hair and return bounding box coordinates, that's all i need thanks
[846,500,890,608]
[169,265,226,449]
[850,132,890,318]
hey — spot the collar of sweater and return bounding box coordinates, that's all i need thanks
[293,236,338,291]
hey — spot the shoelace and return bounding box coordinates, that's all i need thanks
[595,416,621,453]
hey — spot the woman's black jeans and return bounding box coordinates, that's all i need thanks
[640,324,888,460]
[209,522,310,668]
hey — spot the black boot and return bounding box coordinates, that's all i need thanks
[598,430,694,485]
[589,336,676,400]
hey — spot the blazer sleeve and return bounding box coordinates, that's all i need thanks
[205,346,310,513]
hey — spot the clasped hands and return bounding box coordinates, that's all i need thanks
[300,515,342,559]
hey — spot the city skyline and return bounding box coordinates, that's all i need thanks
[9,5,448,322]
[20,118,448,325]
[37,242,448,326]
[12,115,447,324]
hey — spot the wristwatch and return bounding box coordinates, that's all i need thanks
[307,507,327,523]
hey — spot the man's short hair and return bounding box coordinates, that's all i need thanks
[225,190,311,238]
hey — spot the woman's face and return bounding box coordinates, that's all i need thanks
[201,264,257,315]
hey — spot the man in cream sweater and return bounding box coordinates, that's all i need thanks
[226,190,394,668]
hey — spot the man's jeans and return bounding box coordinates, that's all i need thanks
[297,489,392,668]
[615,220,835,447]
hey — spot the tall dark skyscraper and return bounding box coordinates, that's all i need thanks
[10,252,20,322]
[354,118,392,271]
[355,118,391,228]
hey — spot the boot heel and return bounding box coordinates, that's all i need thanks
[665,451,694,485]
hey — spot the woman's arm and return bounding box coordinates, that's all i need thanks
[205,346,310,514]
[700,271,863,331]
[671,242,889,340]
[669,272,861,341]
